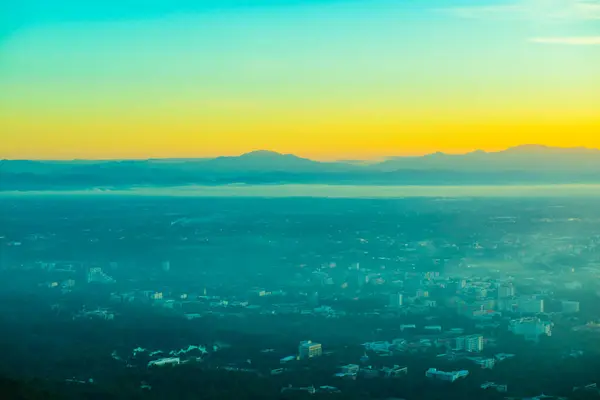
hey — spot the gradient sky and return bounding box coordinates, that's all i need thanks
[1,0,599,160]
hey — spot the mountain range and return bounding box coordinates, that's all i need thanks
[2,145,600,190]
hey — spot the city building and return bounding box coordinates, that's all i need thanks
[468,357,496,369]
[423,300,437,307]
[360,367,381,379]
[363,341,392,353]
[517,297,544,314]
[497,298,519,312]
[472,286,488,298]
[509,318,552,342]
[62,279,76,288]
[298,340,323,360]
[74,308,115,321]
[340,364,360,375]
[473,299,497,311]
[87,267,116,284]
[497,283,515,299]
[280,356,296,364]
[151,292,163,300]
[455,335,484,353]
[281,385,316,395]
[389,293,403,308]
[351,270,368,288]
[311,271,328,286]
[147,357,180,367]
[381,365,408,378]
[251,288,267,297]
[424,325,442,333]
[425,368,469,382]
[314,306,334,315]
[481,382,508,392]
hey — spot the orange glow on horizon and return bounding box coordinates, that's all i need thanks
[2,113,599,161]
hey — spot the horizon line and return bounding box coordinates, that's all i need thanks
[1,144,598,163]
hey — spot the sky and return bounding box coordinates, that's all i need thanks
[1,0,599,160]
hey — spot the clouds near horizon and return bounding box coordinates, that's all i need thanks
[530,36,600,44]
[444,0,600,21]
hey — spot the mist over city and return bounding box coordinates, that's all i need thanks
[3,0,600,398]
[3,190,600,399]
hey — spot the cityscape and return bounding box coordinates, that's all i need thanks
[3,0,600,398]
[2,195,600,399]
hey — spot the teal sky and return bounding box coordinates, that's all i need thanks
[1,0,599,159]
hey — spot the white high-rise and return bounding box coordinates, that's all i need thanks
[455,335,484,352]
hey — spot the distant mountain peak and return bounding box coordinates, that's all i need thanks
[236,150,312,161]
[4,143,600,190]
[201,149,335,173]
[503,144,550,153]
[240,150,285,157]
[502,144,598,154]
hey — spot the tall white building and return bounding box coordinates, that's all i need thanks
[389,293,403,308]
[298,341,322,360]
[465,335,484,352]
[455,335,484,353]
